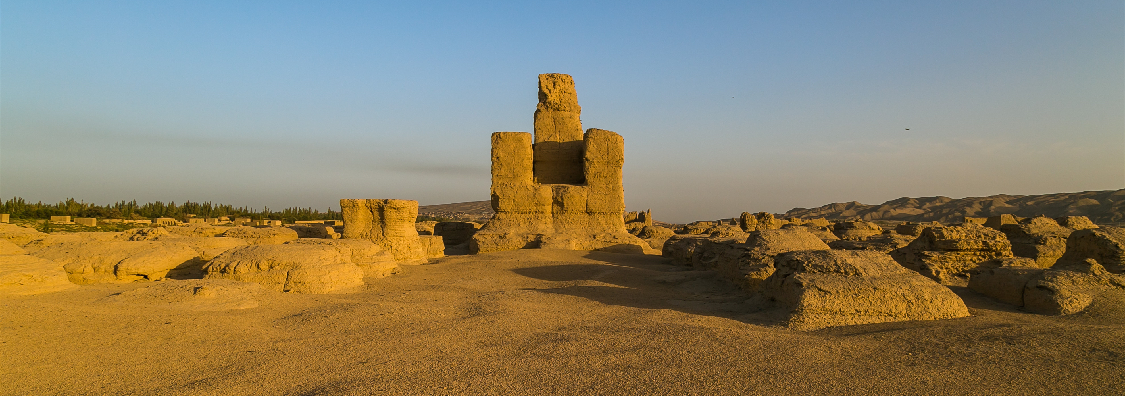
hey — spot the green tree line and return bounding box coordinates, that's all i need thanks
[1,197,342,223]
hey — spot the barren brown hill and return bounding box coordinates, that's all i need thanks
[784,189,1125,225]
[418,201,494,221]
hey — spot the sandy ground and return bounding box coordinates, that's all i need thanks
[2,249,1123,395]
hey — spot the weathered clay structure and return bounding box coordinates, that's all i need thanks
[470,74,647,254]
[340,199,431,263]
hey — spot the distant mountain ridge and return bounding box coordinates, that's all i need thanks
[416,189,1125,225]
[418,200,494,221]
[783,189,1125,225]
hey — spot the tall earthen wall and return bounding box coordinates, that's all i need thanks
[471,74,647,254]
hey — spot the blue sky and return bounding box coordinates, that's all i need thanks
[2,1,1122,222]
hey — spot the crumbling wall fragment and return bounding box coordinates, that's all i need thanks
[340,199,428,264]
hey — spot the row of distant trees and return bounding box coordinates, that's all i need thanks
[1,197,342,222]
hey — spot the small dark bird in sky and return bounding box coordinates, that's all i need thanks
[905,128,910,130]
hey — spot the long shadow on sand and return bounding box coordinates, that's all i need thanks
[508,250,1109,333]
[509,251,784,326]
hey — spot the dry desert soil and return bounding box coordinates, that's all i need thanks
[3,249,1124,395]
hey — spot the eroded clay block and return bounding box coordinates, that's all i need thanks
[492,183,552,213]
[491,132,534,184]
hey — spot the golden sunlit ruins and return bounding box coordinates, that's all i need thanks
[2,74,1124,394]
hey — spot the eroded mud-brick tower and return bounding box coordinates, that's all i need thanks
[470,74,648,254]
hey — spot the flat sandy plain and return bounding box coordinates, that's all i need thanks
[3,250,1123,395]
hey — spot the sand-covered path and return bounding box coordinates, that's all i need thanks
[3,250,1123,395]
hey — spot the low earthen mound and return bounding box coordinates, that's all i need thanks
[285,239,399,278]
[166,225,227,238]
[1057,226,1125,273]
[679,222,715,235]
[894,222,939,236]
[974,259,1125,315]
[118,227,170,241]
[170,236,249,262]
[760,250,970,330]
[0,223,47,246]
[1024,261,1125,315]
[999,217,1072,268]
[828,233,915,253]
[708,225,749,240]
[31,240,201,284]
[893,223,1014,285]
[637,225,675,250]
[739,212,784,232]
[744,228,829,255]
[664,229,831,292]
[1055,216,1098,230]
[220,226,299,245]
[0,254,75,295]
[1,239,27,255]
[290,224,340,239]
[102,279,265,311]
[831,221,883,241]
[203,244,364,294]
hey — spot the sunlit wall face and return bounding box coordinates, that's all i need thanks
[2,1,1121,223]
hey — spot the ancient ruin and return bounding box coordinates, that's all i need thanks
[470,74,648,254]
[340,198,441,263]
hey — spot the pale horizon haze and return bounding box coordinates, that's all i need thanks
[2,1,1122,223]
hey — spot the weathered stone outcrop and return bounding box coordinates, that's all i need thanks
[1055,226,1125,273]
[984,214,1018,230]
[831,221,883,241]
[1055,216,1098,230]
[969,227,1125,314]
[419,235,445,259]
[166,225,227,238]
[0,239,74,295]
[740,212,784,232]
[0,223,47,246]
[341,199,428,264]
[204,244,365,294]
[290,224,341,239]
[664,228,830,291]
[220,226,299,245]
[0,254,74,295]
[971,259,1125,315]
[1,239,27,255]
[31,240,202,284]
[678,222,715,235]
[470,74,648,254]
[892,223,1014,285]
[707,225,749,240]
[636,225,674,250]
[828,233,915,253]
[119,227,170,241]
[998,217,1071,268]
[791,224,839,243]
[895,222,939,237]
[285,239,399,278]
[760,250,970,330]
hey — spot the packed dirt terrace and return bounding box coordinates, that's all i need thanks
[3,249,1124,395]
